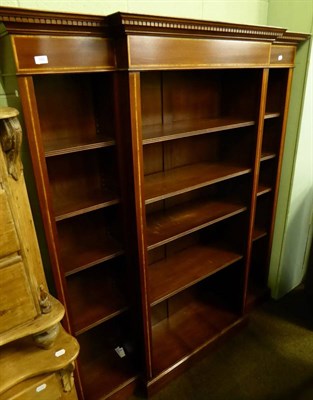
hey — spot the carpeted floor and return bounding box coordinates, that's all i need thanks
[131,285,313,400]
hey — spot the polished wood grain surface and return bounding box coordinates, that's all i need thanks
[146,199,247,249]
[46,149,118,221]
[12,36,115,73]
[149,244,243,305]
[0,7,306,399]
[67,262,127,335]
[142,117,255,144]
[128,36,271,69]
[151,288,242,375]
[145,162,251,204]
[270,45,295,66]
[58,220,123,276]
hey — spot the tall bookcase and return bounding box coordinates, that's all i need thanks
[0,7,308,400]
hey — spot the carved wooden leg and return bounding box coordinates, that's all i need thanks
[59,362,76,393]
[33,323,60,349]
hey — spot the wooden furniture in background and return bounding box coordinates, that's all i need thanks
[0,107,65,347]
[0,107,79,399]
[0,7,308,400]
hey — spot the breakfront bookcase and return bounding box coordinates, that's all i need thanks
[0,7,308,400]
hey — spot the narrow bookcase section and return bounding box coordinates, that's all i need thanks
[246,67,293,310]
[1,7,307,400]
[20,68,138,398]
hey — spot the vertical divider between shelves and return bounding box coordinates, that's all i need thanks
[114,71,154,379]
[131,71,154,380]
[129,71,154,379]
[242,68,269,313]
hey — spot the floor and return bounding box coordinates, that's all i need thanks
[130,285,313,400]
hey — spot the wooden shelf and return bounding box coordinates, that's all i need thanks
[44,135,115,157]
[252,226,267,241]
[60,233,123,276]
[149,244,243,305]
[80,351,137,400]
[151,293,242,376]
[147,199,246,250]
[264,111,280,120]
[54,188,119,221]
[67,265,127,335]
[78,322,137,400]
[145,163,251,204]
[260,152,276,162]
[142,117,255,144]
[257,183,272,196]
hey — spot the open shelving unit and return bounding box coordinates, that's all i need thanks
[136,68,260,390]
[246,67,293,310]
[19,71,139,399]
[1,7,307,400]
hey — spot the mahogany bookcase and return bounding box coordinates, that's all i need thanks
[0,7,308,400]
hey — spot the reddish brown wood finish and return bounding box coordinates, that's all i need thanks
[144,163,252,204]
[151,287,244,376]
[241,68,269,312]
[127,72,154,379]
[0,6,108,36]
[67,262,127,335]
[12,36,115,73]
[77,317,138,400]
[17,76,70,324]
[142,117,255,144]
[149,244,243,305]
[146,199,247,249]
[270,45,295,66]
[127,36,271,70]
[245,68,295,311]
[1,7,308,400]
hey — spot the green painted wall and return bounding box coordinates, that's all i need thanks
[0,0,269,22]
[267,0,313,298]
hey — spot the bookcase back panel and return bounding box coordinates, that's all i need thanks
[46,148,118,219]
[33,74,115,152]
[150,263,244,375]
[77,313,138,400]
[56,206,123,276]
[266,69,289,114]
[141,70,262,128]
[66,258,127,335]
